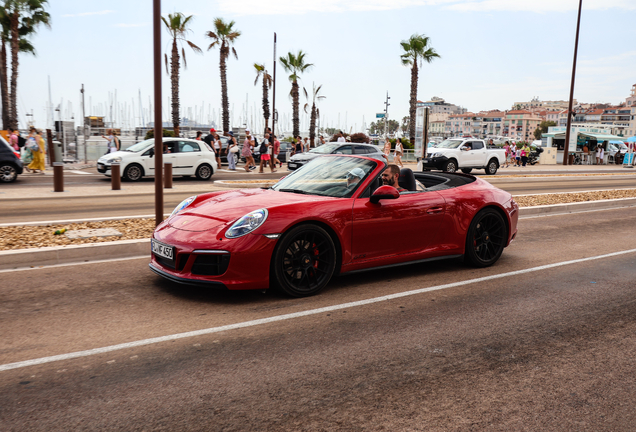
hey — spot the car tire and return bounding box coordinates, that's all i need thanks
[0,163,18,183]
[464,208,507,268]
[485,159,498,175]
[443,160,457,173]
[461,168,472,174]
[123,164,144,182]
[195,163,213,180]
[272,224,337,297]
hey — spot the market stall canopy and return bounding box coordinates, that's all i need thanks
[626,136,636,142]
[543,131,626,141]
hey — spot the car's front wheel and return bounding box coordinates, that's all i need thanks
[464,208,507,267]
[443,160,457,173]
[485,159,499,175]
[0,163,18,183]
[195,163,213,180]
[272,224,337,297]
[123,164,143,181]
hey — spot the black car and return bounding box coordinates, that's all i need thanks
[0,136,23,183]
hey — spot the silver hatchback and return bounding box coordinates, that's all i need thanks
[287,142,387,171]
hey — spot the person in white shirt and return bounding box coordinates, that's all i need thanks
[337,131,346,143]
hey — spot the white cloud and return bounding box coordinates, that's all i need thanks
[216,0,635,15]
[62,10,116,18]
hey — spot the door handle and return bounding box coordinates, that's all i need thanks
[426,207,444,214]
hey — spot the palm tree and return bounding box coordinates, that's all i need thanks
[253,63,272,134]
[279,50,313,138]
[400,34,440,142]
[162,12,201,137]
[206,18,240,133]
[3,0,50,130]
[303,83,325,147]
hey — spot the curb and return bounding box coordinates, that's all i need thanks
[2,197,636,272]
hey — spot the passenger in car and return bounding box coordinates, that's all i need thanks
[381,164,406,192]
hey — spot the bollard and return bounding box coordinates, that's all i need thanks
[111,163,121,190]
[164,162,173,189]
[53,162,64,192]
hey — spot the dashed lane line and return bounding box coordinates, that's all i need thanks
[2,247,636,372]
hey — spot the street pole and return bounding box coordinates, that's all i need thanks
[81,84,87,163]
[423,107,429,159]
[383,92,390,138]
[153,0,164,226]
[563,0,583,166]
[272,33,277,137]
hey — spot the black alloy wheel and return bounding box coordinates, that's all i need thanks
[195,163,213,180]
[443,160,457,173]
[123,164,143,181]
[0,163,18,183]
[273,224,337,297]
[485,159,498,175]
[461,168,472,174]
[464,208,507,267]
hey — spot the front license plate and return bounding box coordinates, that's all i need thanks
[152,239,174,261]
[423,158,429,163]
[288,163,297,168]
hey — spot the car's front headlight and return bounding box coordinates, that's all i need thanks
[225,209,268,239]
[432,152,443,158]
[170,196,197,217]
[106,156,122,164]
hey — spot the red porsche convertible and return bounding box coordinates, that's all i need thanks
[150,155,518,297]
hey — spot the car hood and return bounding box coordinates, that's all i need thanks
[166,188,335,232]
[97,150,143,162]
[290,152,320,162]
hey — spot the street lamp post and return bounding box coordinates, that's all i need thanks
[563,0,583,166]
[153,0,163,226]
[383,92,390,138]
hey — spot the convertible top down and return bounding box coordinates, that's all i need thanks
[150,155,518,297]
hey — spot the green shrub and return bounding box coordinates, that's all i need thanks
[145,129,176,140]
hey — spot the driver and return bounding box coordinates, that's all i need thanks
[346,168,365,189]
[381,164,406,192]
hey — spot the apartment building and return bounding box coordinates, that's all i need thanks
[417,97,466,115]
[513,99,576,111]
[503,110,542,141]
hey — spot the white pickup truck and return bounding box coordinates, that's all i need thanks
[421,138,506,175]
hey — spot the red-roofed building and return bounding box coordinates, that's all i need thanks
[503,110,543,141]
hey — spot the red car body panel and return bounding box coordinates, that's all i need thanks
[150,156,518,291]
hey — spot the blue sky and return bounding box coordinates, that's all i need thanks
[16,0,636,133]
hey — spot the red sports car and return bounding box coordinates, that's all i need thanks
[150,155,518,297]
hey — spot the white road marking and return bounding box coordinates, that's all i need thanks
[2,247,636,372]
[0,256,149,274]
[67,170,93,175]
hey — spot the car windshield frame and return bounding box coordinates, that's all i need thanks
[271,156,378,198]
[437,139,464,149]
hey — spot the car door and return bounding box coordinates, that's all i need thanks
[172,141,201,175]
[463,140,485,166]
[350,190,446,263]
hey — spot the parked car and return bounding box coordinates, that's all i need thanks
[97,138,218,181]
[149,154,519,297]
[421,138,506,175]
[287,142,386,171]
[0,135,23,183]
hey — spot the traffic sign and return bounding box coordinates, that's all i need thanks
[376,113,385,119]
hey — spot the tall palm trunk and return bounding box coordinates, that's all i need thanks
[309,104,317,146]
[409,62,418,142]
[170,38,180,137]
[292,80,299,138]
[8,12,19,131]
[262,78,269,133]
[219,45,229,133]
[0,39,9,130]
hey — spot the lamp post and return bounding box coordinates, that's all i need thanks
[563,0,583,165]
[153,0,163,226]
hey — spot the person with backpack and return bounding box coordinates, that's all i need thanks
[258,133,276,173]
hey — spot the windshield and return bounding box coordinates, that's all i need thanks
[124,139,154,152]
[309,143,341,154]
[437,139,464,149]
[272,156,377,198]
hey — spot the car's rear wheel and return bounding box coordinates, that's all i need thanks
[485,159,498,175]
[123,164,143,181]
[464,208,507,267]
[0,163,18,183]
[195,163,213,180]
[443,160,457,173]
[273,224,337,297]
[461,168,472,174]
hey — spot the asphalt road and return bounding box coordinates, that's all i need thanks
[3,168,636,223]
[1,207,636,430]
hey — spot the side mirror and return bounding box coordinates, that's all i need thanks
[148,148,155,158]
[370,185,400,204]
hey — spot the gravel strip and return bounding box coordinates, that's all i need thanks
[2,188,635,252]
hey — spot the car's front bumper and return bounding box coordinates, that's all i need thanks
[97,162,111,175]
[286,160,307,170]
[420,156,448,170]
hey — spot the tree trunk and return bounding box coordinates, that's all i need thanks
[292,80,299,138]
[262,77,269,134]
[220,44,229,133]
[0,39,9,130]
[409,62,418,142]
[309,103,316,146]
[9,12,19,131]
[170,37,180,137]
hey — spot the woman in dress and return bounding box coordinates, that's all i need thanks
[213,133,223,169]
[394,138,404,168]
[27,128,46,174]
[383,138,391,160]
[242,131,254,172]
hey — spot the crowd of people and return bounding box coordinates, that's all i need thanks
[9,127,47,174]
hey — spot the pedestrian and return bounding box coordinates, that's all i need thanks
[27,128,46,174]
[102,129,116,154]
[383,137,391,160]
[9,128,19,151]
[226,132,238,170]
[515,145,522,166]
[394,137,404,168]
[521,142,530,167]
[503,141,511,168]
[272,134,281,168]
[213,133,223,168]
[294,136,303,154]
[596,143,604,165]
[319,135,326,145]
[258,133,276,173]
[112,131,121,152]
[337,131,346,143]
[242,129,255,172]
[195,131,203,140]
[303,137,310,152]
